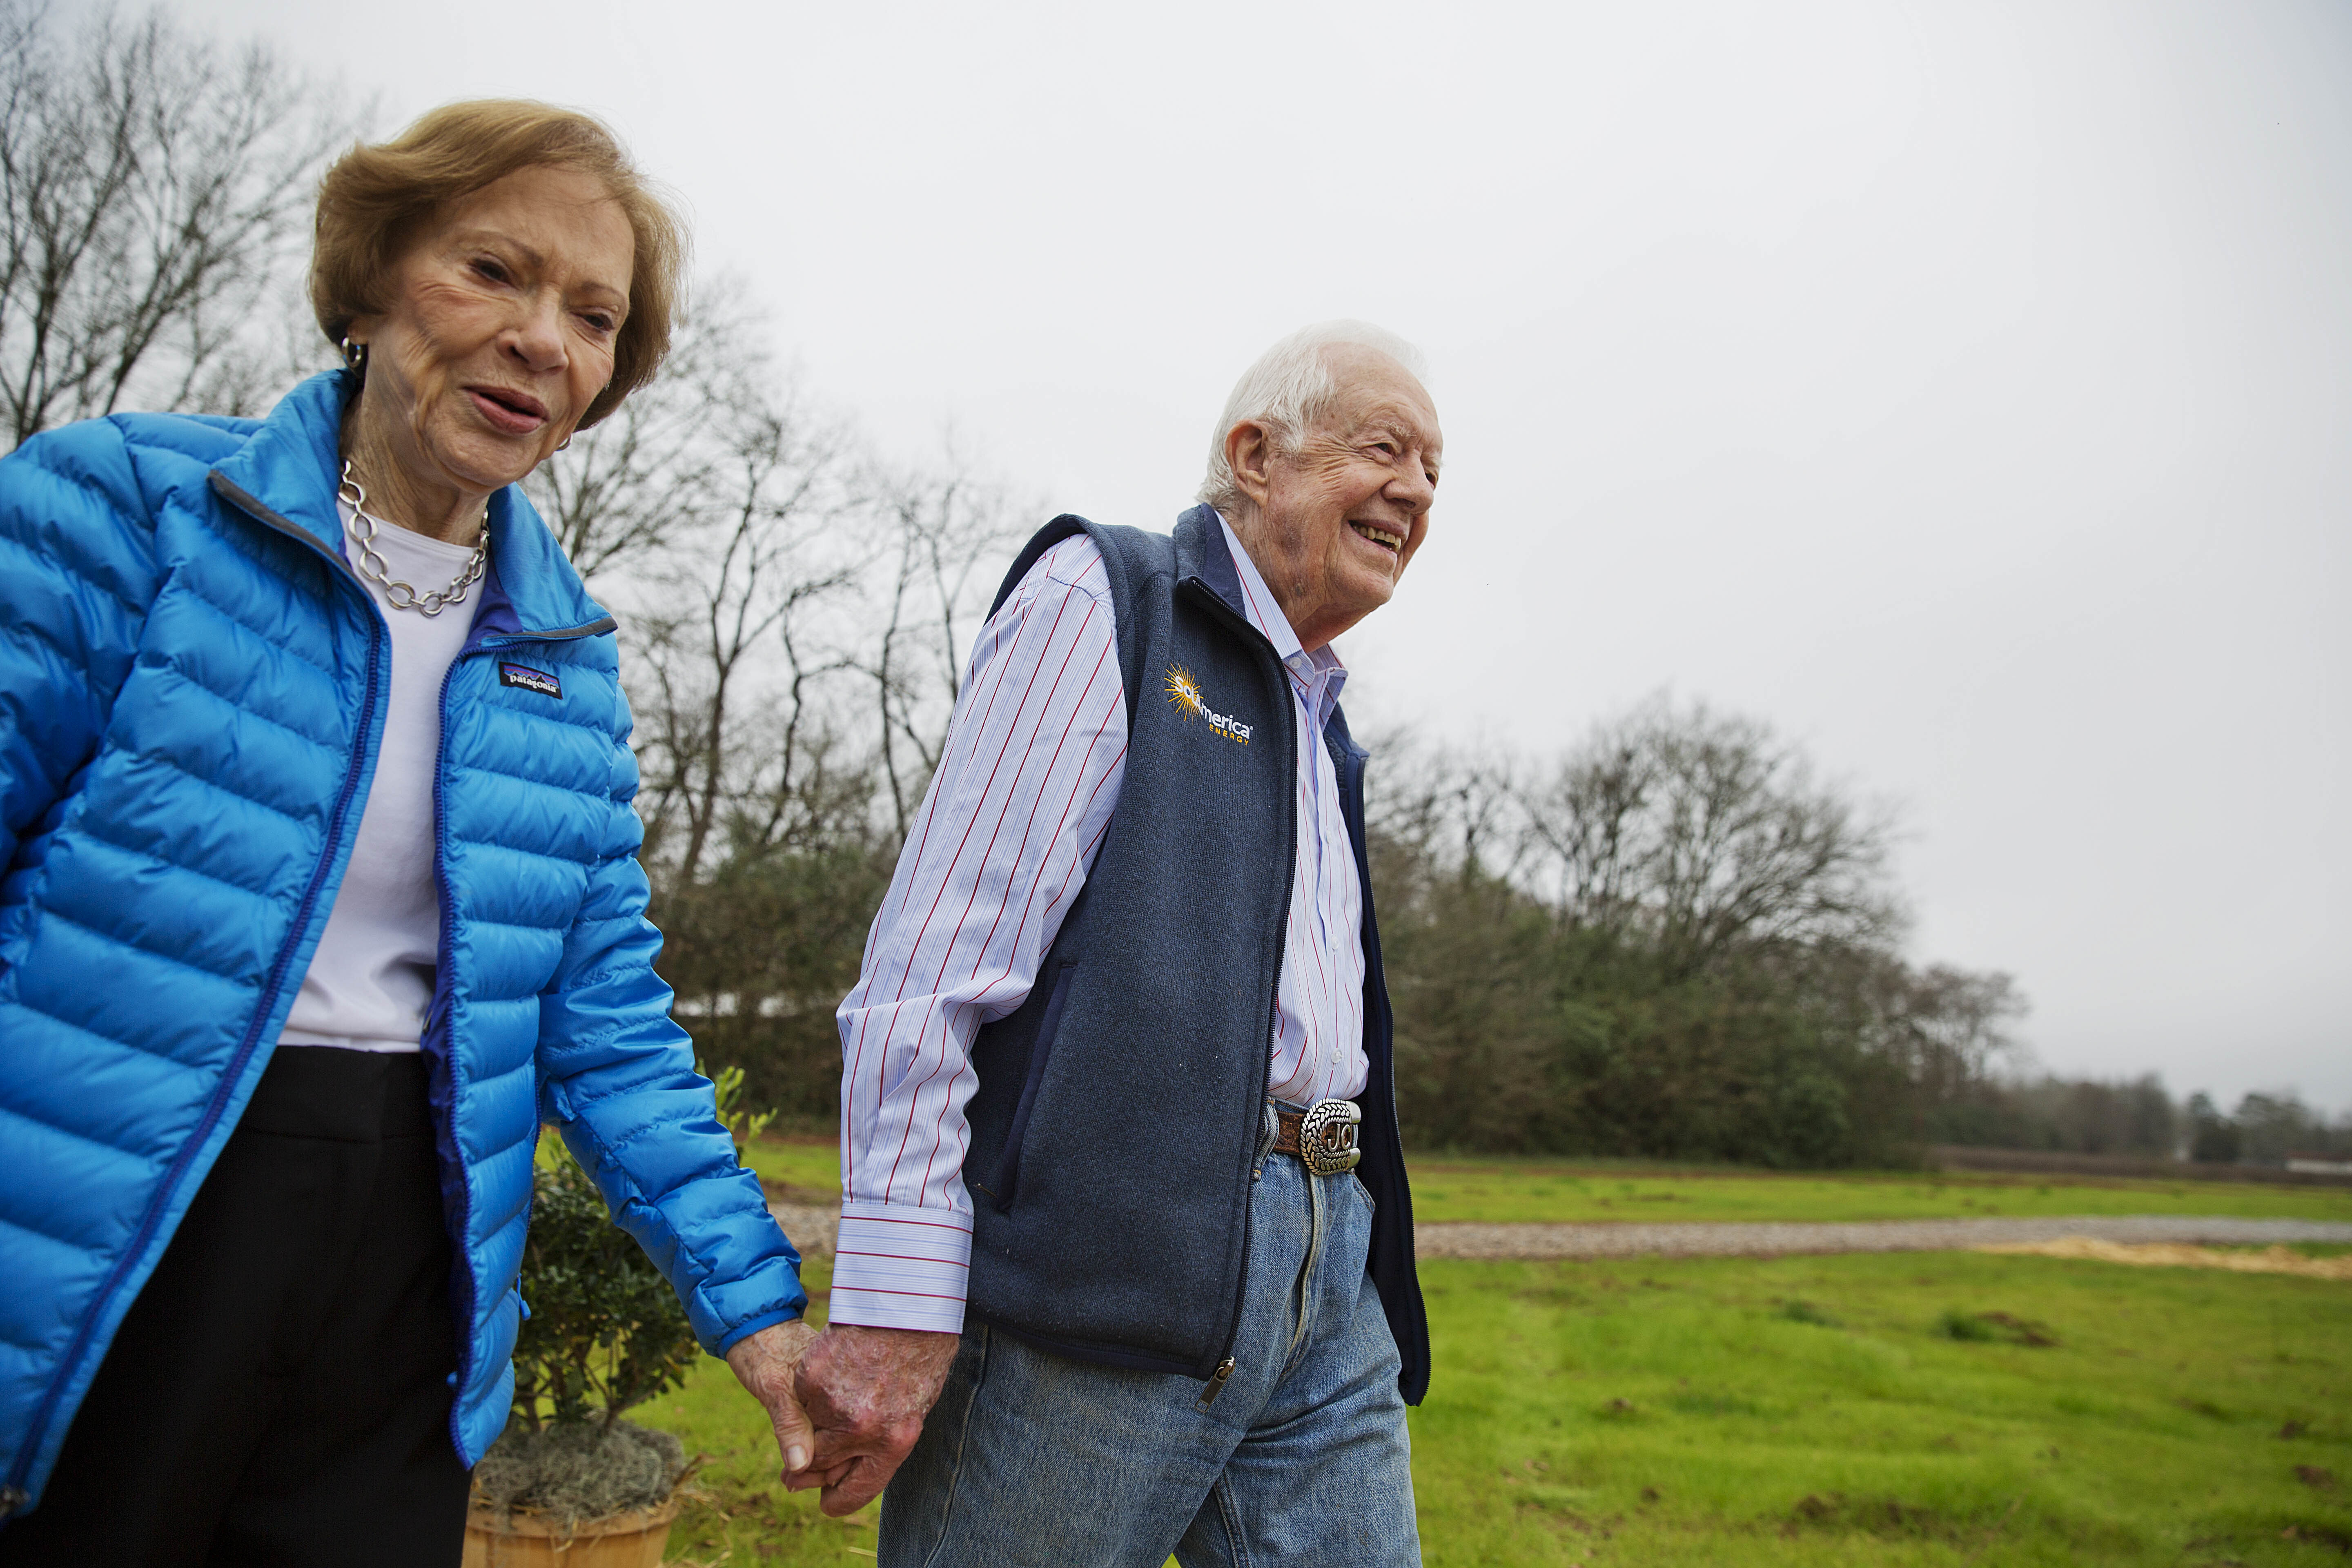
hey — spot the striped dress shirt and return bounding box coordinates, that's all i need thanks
[830,518,1367,1334]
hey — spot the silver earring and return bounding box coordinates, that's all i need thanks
[340,336,368,376]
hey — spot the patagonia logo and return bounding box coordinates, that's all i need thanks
[498,662,563,699]
[1163,664,1251,746]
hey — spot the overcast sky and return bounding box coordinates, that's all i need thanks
[179,0,2352,1113]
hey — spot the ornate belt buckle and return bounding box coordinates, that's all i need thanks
[1298,1099,1363,1176]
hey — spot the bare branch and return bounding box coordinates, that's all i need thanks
[1508,695,1903,977]
[857,439,1027,834]
[0,2,358,449]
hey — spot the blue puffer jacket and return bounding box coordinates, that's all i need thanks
[0,372,807,1520]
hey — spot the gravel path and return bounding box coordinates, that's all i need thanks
[773,1204,837,1257]
[1413,1215,2352,1260]
[771,1204,2352,1263]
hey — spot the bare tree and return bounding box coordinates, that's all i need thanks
[1359,731,1522,882]
[625,366,870,887]
[1511,697,1902,977]
[860,446,1025,837]
[0,2,354,449]
[1860,958,2026,1103]
[557,278,1036,898]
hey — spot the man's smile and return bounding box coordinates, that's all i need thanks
[1348,521,1405,554]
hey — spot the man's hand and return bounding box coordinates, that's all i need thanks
[724,1319,822,1479]
[788,1324,960,1517]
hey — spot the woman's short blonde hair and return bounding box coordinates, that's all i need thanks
[311,100,686,430]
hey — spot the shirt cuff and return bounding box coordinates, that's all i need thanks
[826,1201,973,1334]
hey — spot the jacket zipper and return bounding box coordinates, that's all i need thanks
[1178,575,1296,1407]
[426,621,610,1454]
[4,478,387,1514]
[426,644,475,1451]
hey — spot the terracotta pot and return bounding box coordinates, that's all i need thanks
[461,1494,682,1567]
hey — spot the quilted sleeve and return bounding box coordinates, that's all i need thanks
[0,421,160,875]
[534,679,809,1356]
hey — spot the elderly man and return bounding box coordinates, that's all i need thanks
[792,323,1441,1565]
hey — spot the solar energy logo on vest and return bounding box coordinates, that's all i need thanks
[1164,664,1251,745]
[498,662,563,699]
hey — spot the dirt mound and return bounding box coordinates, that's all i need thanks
[1976,1238,2352,1279]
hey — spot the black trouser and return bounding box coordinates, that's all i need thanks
[0,1048,472,1567]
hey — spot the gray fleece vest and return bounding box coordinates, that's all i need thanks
[959,506,1429,1405]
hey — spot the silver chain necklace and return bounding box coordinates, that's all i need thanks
[337,459,488,617]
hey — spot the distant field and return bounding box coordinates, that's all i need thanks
[641,1248,2351,1566]
[739,1134,840,1195]
[1399,1160,2352,1226]
[740,1135,2352,1226]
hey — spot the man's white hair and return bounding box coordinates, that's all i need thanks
[1197,320,1429,513]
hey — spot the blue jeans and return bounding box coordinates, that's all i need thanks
[878,1141,1421,1567]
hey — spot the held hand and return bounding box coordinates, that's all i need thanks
[724,1319,822,1479]
[788,1324,960,1517]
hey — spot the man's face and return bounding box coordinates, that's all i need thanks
[1229,346,1442,652]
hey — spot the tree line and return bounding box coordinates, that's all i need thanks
[1366,701,2004,1165]
[12,2,2343,1170]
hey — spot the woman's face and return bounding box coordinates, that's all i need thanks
[351,165,635,497]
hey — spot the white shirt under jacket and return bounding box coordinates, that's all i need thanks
[276,503,481,1053]
[831,517,1369,1335]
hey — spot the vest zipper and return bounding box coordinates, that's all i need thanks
[5,478,387,1511]
[1195,1357,1237,1410]
[1176,575,1296,1408]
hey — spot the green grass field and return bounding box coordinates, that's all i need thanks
[741,1134,2352,1226]
[638,1160,2352,1565]
[1405,1162,2352,1227]
[1405,1251,2348,1564]
[737,1135,843,1196]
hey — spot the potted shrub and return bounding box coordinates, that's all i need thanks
[463,1067,773,1567]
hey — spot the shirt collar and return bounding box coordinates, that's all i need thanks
[1215,512,1349,722]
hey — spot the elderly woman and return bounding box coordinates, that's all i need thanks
[0,102,815,1564]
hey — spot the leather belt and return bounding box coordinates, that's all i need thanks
[1271,1098,1363,1176]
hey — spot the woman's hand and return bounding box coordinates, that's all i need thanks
[787,1325,960,1517]
[723,1319,822,1480]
